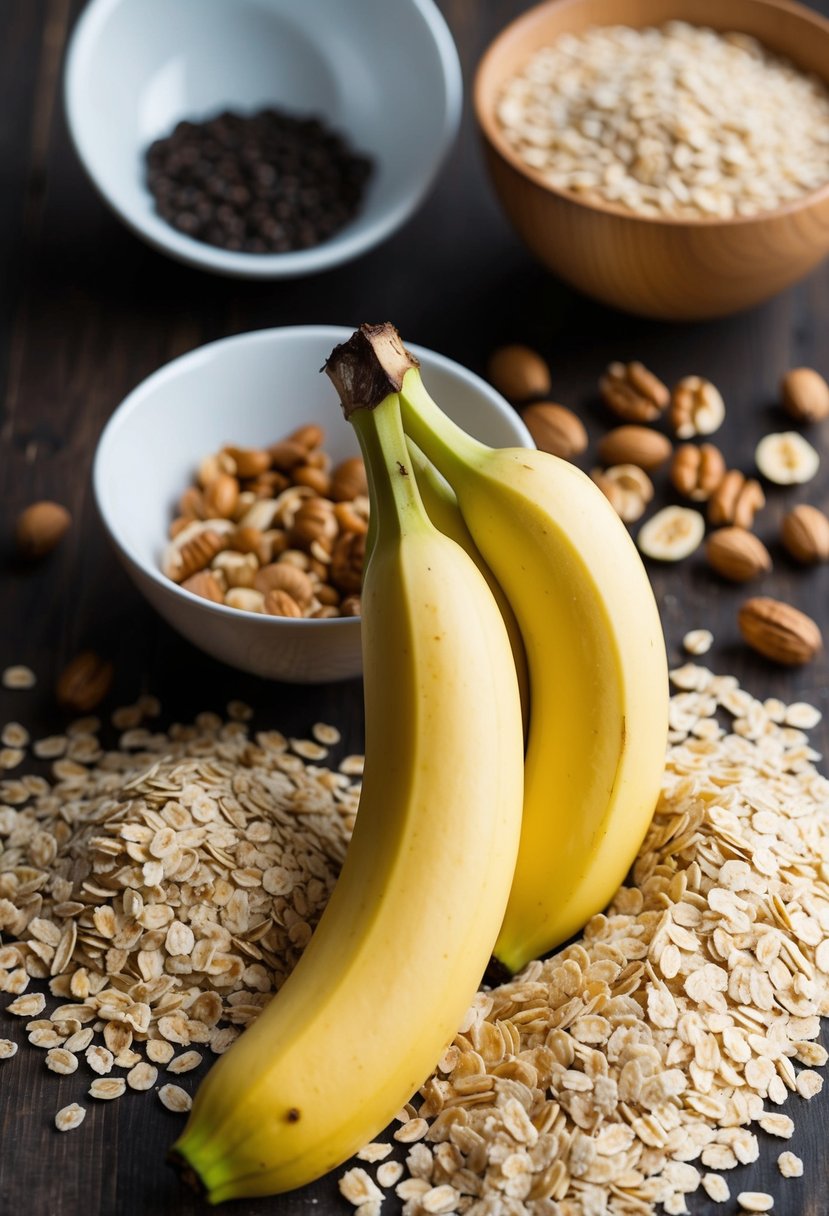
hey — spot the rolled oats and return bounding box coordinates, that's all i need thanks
[158,1084,191,1113]
[55,1103,86,1131]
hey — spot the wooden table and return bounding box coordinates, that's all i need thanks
[2,1,828,1212]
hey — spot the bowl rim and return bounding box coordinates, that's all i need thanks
[473,0,829,229]
[63,0,463,279]
[92,324,533,628]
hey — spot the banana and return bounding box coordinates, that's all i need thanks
[407,438,530,731]
[353,323,669,975]
[169,362,525,1201]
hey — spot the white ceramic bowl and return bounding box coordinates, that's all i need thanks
[93,326,532,683]
[64,0,462,278]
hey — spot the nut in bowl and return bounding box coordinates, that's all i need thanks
[92,326,531,683]
[474,0,829,319]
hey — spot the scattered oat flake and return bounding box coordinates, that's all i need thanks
[778,1151,803,1178]
[55,1103,86,1131]
[6,992,45,1017]
[683,628,713,655]
[339,754,364,776]
[738,1194,774,1213]
[339,1167,383,1206]
[377,1161,404,1188]
[2,666,36,689]
[1,722,29,748]
[89,1077,125,1100]
[167,1050,202,1074]
[356,1142,392,1163]
[45,1048,78,1075]
[785,701,822,730]
[394,1118,429,1143]
[0,1039,18,1059]
[312,722,341,745]
[702,1173,730,1202]
[159,1084,191,1113]
[147,1040,175,1065]
[127,1062,158,1091]
[758,1114,794,1138]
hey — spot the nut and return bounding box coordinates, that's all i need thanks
[224,588,265,613]
[781,367,829,422]
[229,526,270,565]
[597,426,671,470]
[212,550,259,589]
[637,506,705,561]
[708,470,765,529]
[254,563,314,608]
[289,498,339,549]
[178,486,206,519]
[263,589,303,617]
[670,376,725,439]
[599,361,669,423]
[330,532,366,594]
[57,652,114,713]
[202,473,240,519]
[169,529,228,583]
[670,444,726,501]
[487,345,551,402]
[590,465,653,523]
[340,595,361,617]
[293,465,332,496]
[738,597,822,665]
[268,440,309,471]
[705,527,772,582]
[755,432,819,485]
[521,403,588,460]
[180,570,225,603]
[334,501,369,535]
[223,446,271,479]
[15,501,71,560]
[288,424,325,451]
[330,457,369,502]
[780,505,829,564]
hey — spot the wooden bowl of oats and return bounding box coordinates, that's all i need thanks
[474,0,829,319]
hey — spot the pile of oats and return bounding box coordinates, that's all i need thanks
[0,697,358,1121]
[342,664,827,1216]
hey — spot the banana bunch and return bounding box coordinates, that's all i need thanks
[170,321,668,1202]
[169,334,526,1202]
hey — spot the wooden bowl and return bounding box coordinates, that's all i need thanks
[474,0,829,320]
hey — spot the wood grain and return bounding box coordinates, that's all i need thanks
[1,0,828,1213]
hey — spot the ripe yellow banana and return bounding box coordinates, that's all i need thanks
[407,438,529,731]
[356,323,669,975]
[169,361,525,1202]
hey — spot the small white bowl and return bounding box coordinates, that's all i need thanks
[64,0,462,278]
[93,326,532,683]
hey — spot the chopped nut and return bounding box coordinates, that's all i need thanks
[600,361,669,422]
[708,470,765,529]
[591,464,654,522]
[670,376,725,439]
[755,432,819,485]
[670,443,726,501]
[637,506,705,561]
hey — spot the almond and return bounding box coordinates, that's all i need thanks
[288,424,325,451]
[15,501,71,560]
[521,403,588,460]
[268,440,313,471]
[738,597,822,666]
[488,345,551,402]
[202,473,239,519]
[705,527,772,582]
[781,368,829,422]
[223,446,271,479]
[780,505,829,564]
[330,457,369,503]
[597,426,672,470]
[293,465,332,496]
[57,652,114,713]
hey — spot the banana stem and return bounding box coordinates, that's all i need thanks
[350,394,430,548]
[398,370,489,484]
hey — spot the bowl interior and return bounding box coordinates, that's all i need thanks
[475,0,829,217]
[66,0,461,275]
[94,326,531,592]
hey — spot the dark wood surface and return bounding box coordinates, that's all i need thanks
[2,1,829,1213]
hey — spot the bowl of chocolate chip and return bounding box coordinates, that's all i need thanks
[64,0,462,278]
